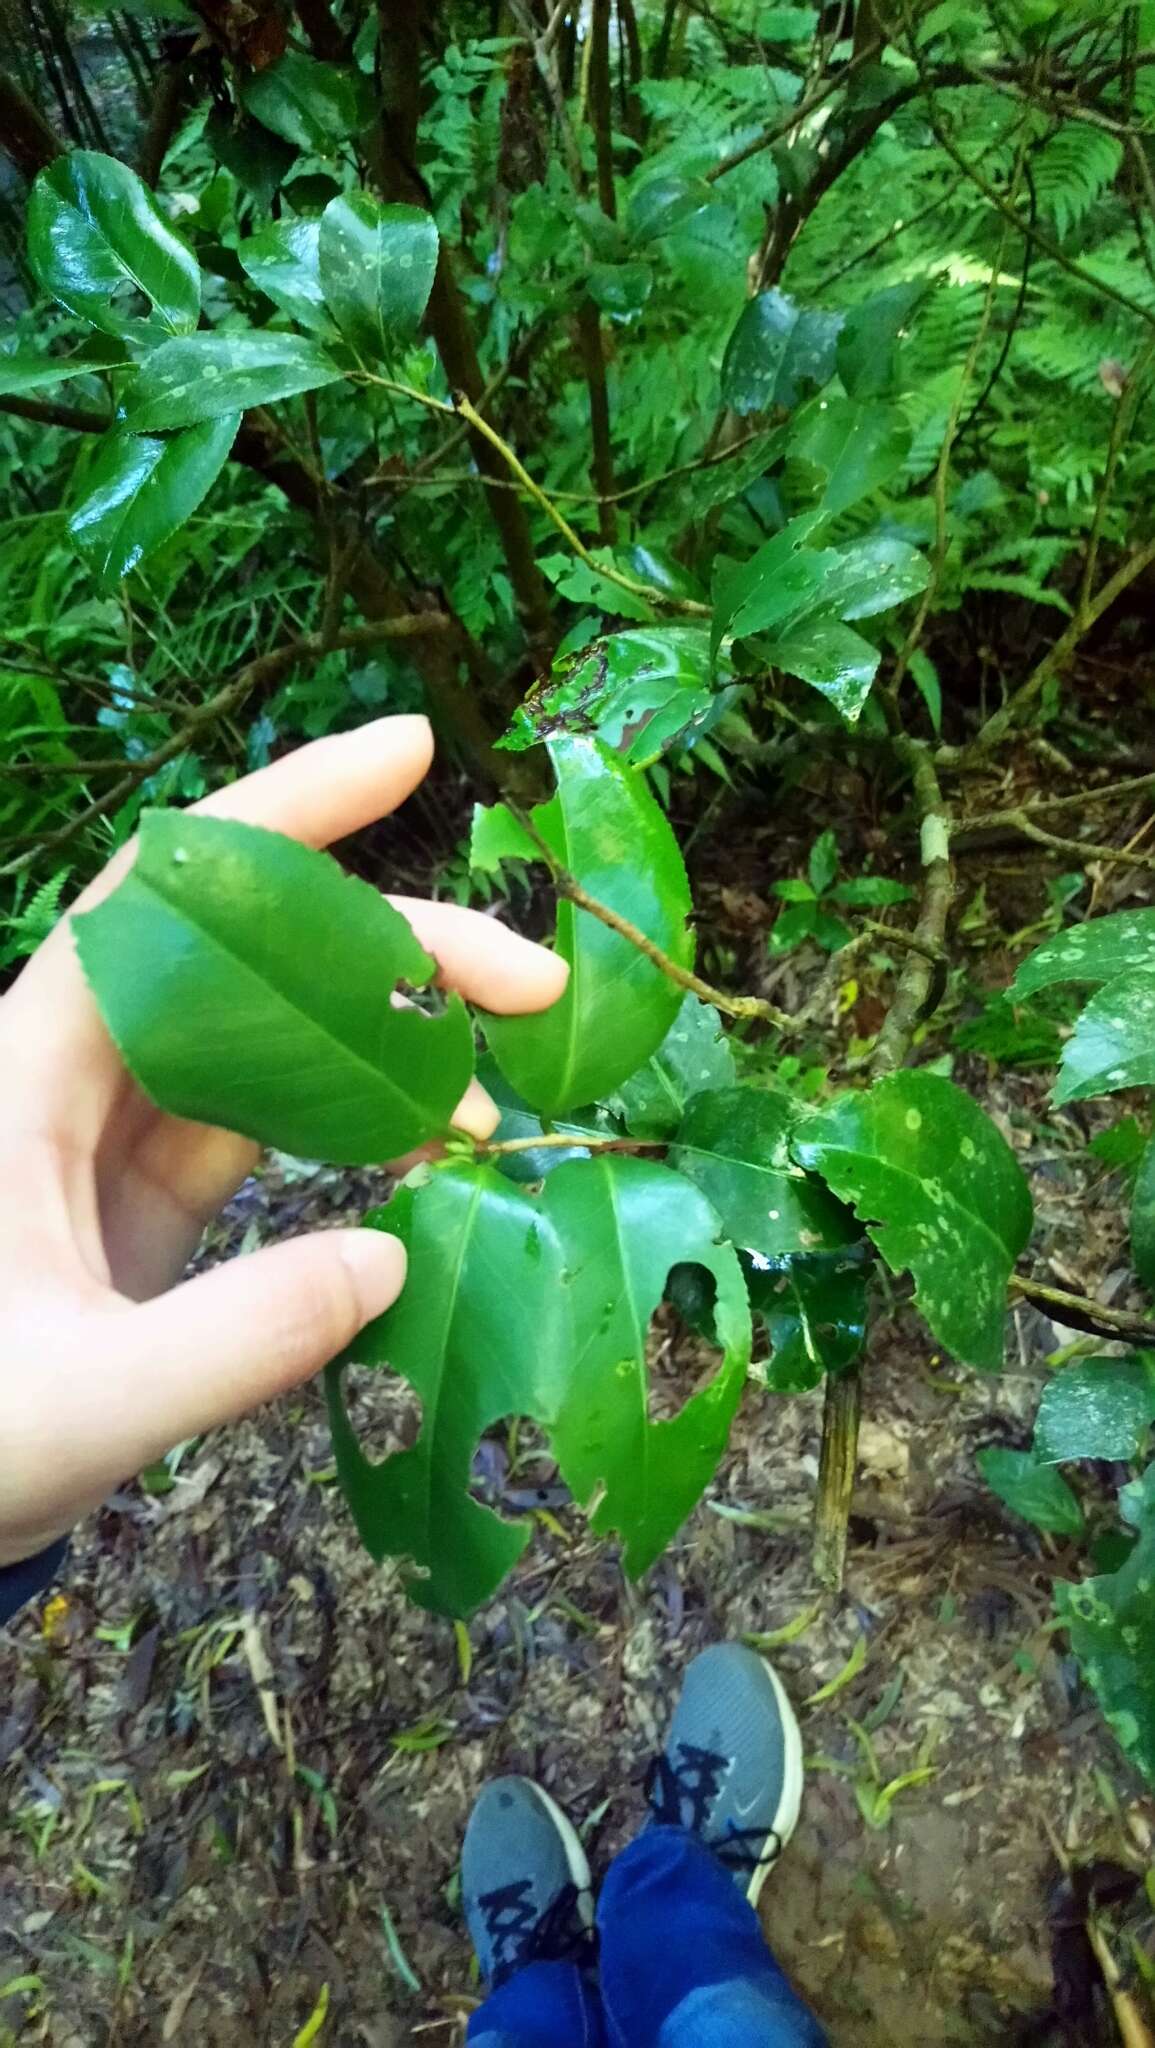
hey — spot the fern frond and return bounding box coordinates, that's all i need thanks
[1032,123,1124,241]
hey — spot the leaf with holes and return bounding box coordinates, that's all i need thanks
[28,150,200,340]
[330,1156,751,1611]
[791,1071,1032,1369]
[124,332,344,431]
[1053,970,1155,1104]
[68,415,240,585]
[546,1155,752,1578]
[1011,912,1155,999]
[318,195,438,363]
[327,1168,570,1615]
[504,627,729,765]
[471,736,692,1116]
[74,810,474,1163]
[746,1248,870,1393]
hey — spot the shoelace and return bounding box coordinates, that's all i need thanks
[480,1876,587,1988]
[644,1742,783,1878]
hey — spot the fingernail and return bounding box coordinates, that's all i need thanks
[337,1230,408,1322]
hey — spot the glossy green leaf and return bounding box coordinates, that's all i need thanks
[68,414,239,584]
[74,810,474,1162]
[609,995,736,1140]
[1035,1357,1155,1465]
[328,1168,570,1614]
[318,195,438,363]
[836,283,926,398]
[721,290,842,414]
[239,217,331,331]
[588,261,653,317]
[240,52,363,154]
[1011,912,1155,999]
[746,1247,869,1392]
[0,343,125,396]
[124,332,344,431]
[547,1155,752,1577]
[816,535,931,620]
[809,830,838,896]
[627,174,712,243]
[330,1156,752,1611]
[206,105,297,206]
[792,1070,1033,1369]
[769,617,880,723]
[829,876,914,908]
[712,515,832,648]
[1057,1464,1155,1782]
[786,396,911,516]
[673,1084,861,1262]
[472,736,692,1116]
[978,1447,1084,1535]
[1053,970,1155,1104]
[1133,1135,1155,1291]
[672,1084,866,1389]
[503,627,727,764]
[27,150,200,339]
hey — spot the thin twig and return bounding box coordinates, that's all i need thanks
[960,809,1155,872]
[1009,1275,1155,1348]
[0,617,452,879]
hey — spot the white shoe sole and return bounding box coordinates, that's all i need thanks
[747,1656,805,1910]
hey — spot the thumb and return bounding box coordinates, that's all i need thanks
[120,1228,407,1458]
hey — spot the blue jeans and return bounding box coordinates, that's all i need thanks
[468,1826,828,2047]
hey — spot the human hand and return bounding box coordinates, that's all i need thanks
[0,716,566,1567]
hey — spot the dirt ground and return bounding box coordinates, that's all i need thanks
[5,719,1155,2046]
[2,1109,1153,2048]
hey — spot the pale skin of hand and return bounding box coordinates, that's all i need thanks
[0,715,568,1569]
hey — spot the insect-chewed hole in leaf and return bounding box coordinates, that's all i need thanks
[650,1264,723,1423]
[470,1417,569,1516]
[338,1364,423,1460]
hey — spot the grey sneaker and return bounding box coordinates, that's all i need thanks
[644,1643,804,1907]
[462,1776,595,1990]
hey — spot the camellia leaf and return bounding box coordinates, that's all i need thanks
[1133,1134,1155,1291]
[1034,1357,1155,1465]
[318,194,439,363]
[588,260,653,318]
[746,1249,870,1393]
[240,51,363,154]
[504,626,729,765]
[68,414,240,584]
[471,735,692,1116]
[791,1070,1033,1369]
[327,1168,571,1615]
[712,515,831,650]
[1057,1463,1155,1782]
[546,1155,752,1578]
[610,995,736,1141]
[816,535,930,620]
[238,217,331,331]
[1053,970,1155,1104]
[978,1446,1084,1536]
[206,105,297,207]
[1011,911,1155,999]
[74,810,474,1162]
[769,617,880,724]
[329,1155,752,1612]
[720,290,842,414]
[0,342,126,396]
[123,332,344,431]
[27,150,200,340]
[785,394,911,517]
[672,1083,867,1388]
[836,283,926,398]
